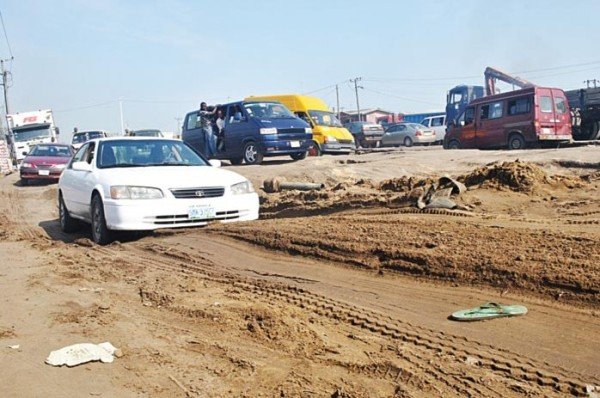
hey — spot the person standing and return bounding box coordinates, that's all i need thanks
[215,109,225,151]
[198,102,217,158]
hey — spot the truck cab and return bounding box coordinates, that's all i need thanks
[446,85,485,126]
[245,94,355,156]
[7,109,59,162]
[182,100,312,165]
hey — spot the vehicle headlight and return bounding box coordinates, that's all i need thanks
[21,162,34,168]
[110,186,163,199]
[260,128,277,135]
[305,127,313,134]
[324,136,338,143]
[230,180,255,195]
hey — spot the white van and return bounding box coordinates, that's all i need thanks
[420,115,446,144]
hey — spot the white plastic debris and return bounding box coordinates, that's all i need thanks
[8,344,20,349]
[45,342,118,367]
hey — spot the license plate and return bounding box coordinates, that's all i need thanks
[38,170,50,176]
[290,141,300,148]
[188,205,215,220]
[541,127,553,135]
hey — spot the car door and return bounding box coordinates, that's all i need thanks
[476,100,504,148]
[382,125,398,146]
[69,142,98,218]
[60,143,89,214]
[182,112,204,155]
[222,104,250,158]
[458,106,477,148]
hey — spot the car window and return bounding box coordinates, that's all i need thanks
[387,125,398,133]
[540,96,553,113]
[507,97,531,116]
[85,142,96,164]
[29,145,72,157]
[420,119,430,127]
[398,125,407,131]
[554,97,567,114]
[185,113,198,130]
[432,117,444,127]
[97,139,208,168]
[69,143,89,168]
[464,107,475,125]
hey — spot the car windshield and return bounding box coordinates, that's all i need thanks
[308,110,342,127]
[72,133,87,144]
[133,130,162,137]
[29,145,72,157]
[13,126,52,143]
[244,102,294,119]
[97,139,208,168]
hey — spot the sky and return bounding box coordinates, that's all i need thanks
[2,0,600,142]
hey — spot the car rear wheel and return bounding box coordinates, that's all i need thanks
[243,141,263,165]
[59,193,79,233]
[307,141,322,156]
[290,152,307,161]
[403,137,413,147]
[508,134,526,150]
[91,194,112,245]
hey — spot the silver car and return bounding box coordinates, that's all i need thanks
[381,123,437,147]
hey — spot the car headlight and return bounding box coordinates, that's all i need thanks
[260,128,277,135]
[305,127,313,134]
[324,136,338,143]
[110,186,163,199]
[21,162,34,168]
[230,180,255,195]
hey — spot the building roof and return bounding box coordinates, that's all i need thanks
[341,108,394,116]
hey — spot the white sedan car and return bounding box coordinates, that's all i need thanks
[58,137,259,244]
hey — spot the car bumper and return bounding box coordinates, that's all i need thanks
[538,134,571,140]
[414,136,437,144]
[322,142,356,153]
[20,168,64,180]
[103,193,259,231]
[262,139,311,155]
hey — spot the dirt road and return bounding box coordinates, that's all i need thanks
[1,146,599,397]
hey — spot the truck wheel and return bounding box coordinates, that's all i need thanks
[508,134,525,150]
[91,194,112,245]
[290,152,307,161]
[447,140,460,149]
[403,137,413,147]
[243,141,263,165]
[59,193,79,233]
[229,158,243,165]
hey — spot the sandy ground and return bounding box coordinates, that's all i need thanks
[0,145,599,397]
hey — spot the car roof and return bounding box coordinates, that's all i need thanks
[90,136,175,143]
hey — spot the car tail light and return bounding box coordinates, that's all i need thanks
[415,131,423,136]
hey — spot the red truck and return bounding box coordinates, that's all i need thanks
[444,86,572,149]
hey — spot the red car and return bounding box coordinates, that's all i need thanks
[19,143,74,185]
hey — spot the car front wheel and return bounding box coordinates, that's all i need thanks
[290,152,307,161]
[403,137,413,147]
[243,141,263,165]
[91,194,112,245]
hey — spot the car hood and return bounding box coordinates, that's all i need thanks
[315,126,354,140]
[97,165,249,189]
[24,155,71,165]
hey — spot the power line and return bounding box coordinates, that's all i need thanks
[54,101,115,113]
[362,87,442,107]
[0,10,13,59]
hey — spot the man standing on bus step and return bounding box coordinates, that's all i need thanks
[198,102,217,158]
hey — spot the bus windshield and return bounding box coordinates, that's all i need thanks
[308,110,343,127]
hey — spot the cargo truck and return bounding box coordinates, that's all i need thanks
[7,109,60,162]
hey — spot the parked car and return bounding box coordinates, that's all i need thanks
[444,86,571,150]
[131,129,164,137]
[420,115,446,144]
[72,131,109,150]
[182,100,312,165]
[381,123,436,147]
[58,137,259,244]
[20,143,74,185]
[245,94,355,156]
[344,122,384,148]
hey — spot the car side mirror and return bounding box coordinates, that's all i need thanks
[72,161,92,172]
[208,159,221,168]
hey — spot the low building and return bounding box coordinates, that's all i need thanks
[340,108,397,125]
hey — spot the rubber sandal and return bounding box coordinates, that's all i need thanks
[450,302,528,322]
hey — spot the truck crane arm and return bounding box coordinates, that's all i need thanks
[484,67,535,96]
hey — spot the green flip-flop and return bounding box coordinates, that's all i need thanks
[450,302,528,322]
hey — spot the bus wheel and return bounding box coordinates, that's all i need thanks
[447,140,460,149]
[508,134,525,150]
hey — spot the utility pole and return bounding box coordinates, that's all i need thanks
[335,84,340,121]
[174,117,182,135]
[0,57,14,162]
[118,98,124,135]
[350,77,363,122]
[584,79,599,89]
